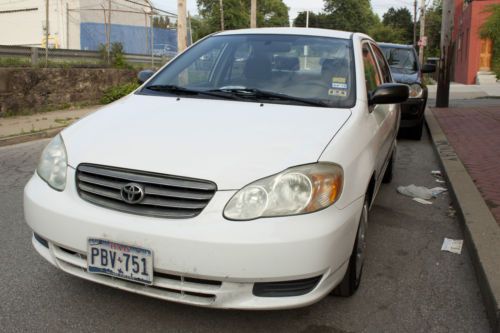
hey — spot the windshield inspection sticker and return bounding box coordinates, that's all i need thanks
[328,89,347,97]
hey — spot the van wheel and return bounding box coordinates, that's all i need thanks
[332,198,368,297]
[382,150,395,183]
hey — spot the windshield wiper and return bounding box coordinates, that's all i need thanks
[145,85,240,100]
[208,88,329,107]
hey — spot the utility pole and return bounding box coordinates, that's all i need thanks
[107,0,111,64]
[177,0,187,52]
[436,0,454,107]
[418,0,425,64]
[306,10,309,28]
[219,0,224,30]
[413,0,417,47]
[250,0,256,28]
[45,0,49,66]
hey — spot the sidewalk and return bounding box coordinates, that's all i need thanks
[0,106,99,145]
[430,101,500,225]
[427,82,500,100]
[426,100,500,332]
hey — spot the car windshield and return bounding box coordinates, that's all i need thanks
[379,46,418,74]
[142,34,356,108]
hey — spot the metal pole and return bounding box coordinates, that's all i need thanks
[306,10,309,28]
[436,0,454,107]
[107,0,111,63]
[219,0,224,31]
[250,0,256,28]
[151,12,154,67]
[45,0,49,66]
[66,3,69,49]
[188,11,193,45]
[418,0,426,64]
[413,0,417,47]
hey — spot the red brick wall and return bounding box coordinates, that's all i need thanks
[453,0,498,84]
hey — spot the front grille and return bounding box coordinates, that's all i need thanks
[76,164,217,218]
[253,276,322,297]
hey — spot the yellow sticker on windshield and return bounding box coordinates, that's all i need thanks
[332,77,347,83]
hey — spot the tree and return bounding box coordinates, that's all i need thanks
[196,0,289,37]
[368,24,406,44]
[153,16,171,29]
[321,0,378,33]
[382,7,413,43]
[424,0,442,57]
[293,11,328,28]
[480,4,500,78]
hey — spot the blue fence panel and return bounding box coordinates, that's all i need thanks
[80,22,178,54]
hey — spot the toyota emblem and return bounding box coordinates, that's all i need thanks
[121,183,145,204]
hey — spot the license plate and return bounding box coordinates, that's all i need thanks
[87,239,153,285]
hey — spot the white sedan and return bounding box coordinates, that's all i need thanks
[24,28,408,309]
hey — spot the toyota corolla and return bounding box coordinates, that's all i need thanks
[24,28,408,309]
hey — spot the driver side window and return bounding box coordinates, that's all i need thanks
[362,43,382,94]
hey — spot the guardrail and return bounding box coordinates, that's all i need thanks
[0,45,167,66]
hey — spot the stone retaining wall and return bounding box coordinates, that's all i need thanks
[0,68,137,117]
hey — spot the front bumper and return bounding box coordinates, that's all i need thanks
[400,98,426,128]
[24,168,363,309]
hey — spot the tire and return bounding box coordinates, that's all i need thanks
[382,150,394,184]
[332,197,369,297]
[406,119,424,140]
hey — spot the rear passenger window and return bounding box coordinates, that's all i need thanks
[371,44,392,83]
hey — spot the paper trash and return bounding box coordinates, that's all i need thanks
[441,238,463,254]
[413,198,433,205]
[397,184,447,200]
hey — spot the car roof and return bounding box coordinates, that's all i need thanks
[377,42,415,49]
[214,28,355,40]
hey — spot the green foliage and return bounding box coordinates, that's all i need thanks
[368,24,407,44]
[322,0,379,33]
[153,16,171,29]
[293,11,328,28]
[0,57,31,67]
[98,42,130,69]
[424,1,442,58]
[382,7,413,44]
[100,82,140,104]
[480,4,500,78]
[194,0,289,38]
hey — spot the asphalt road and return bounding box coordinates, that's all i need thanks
[0,129,490,333]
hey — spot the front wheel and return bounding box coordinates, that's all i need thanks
[406,118,424,140]
[332,197,369,297]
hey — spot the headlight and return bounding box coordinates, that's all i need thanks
[408,83,423,98]
[224,163,343,221]
[37,134,68,191]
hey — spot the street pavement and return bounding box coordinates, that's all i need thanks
[430,99,500,225]
[0,130,490,332]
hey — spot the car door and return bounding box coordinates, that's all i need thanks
[361,41,397,188]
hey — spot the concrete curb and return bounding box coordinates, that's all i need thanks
[425,108,500,333]
[0,127,63,147]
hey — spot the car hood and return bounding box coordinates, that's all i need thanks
[391,71,420,84]
[63,94,351,190]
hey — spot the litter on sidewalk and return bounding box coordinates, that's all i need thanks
[441,238,463,254]
[397,184,447,200]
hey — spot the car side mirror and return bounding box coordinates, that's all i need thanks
[137,69,155,84]
[421,63,436,73]
[369,83,409,106]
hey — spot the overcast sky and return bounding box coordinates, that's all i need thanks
[153,0,417,23]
